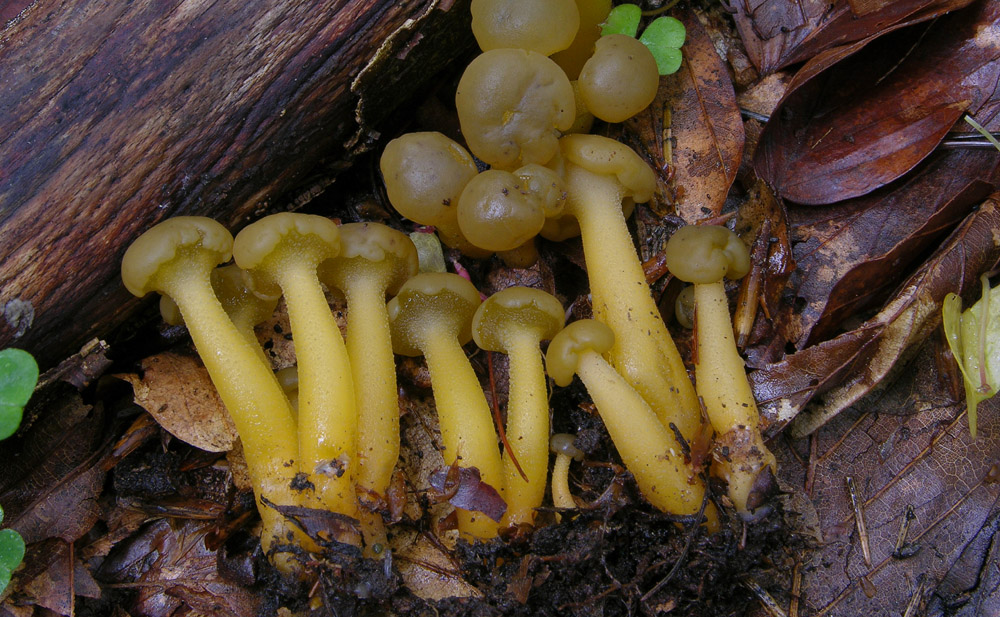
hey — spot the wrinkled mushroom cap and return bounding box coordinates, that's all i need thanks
[386,272,482,357]
[122,216,233,297]
[319,222,418,296]
[472,287,565,352]
[471,0,580,56]
[380,132,479,226]
[664,225,751,285]
[578,34,659,123]
[457,170,546,252]
[232,212,341,295]
[545,319,614,387]
[559,134,656,203]
[456,49,575,170]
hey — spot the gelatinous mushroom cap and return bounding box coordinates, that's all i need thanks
[457,170,546,252]
[515,164,566,219]
[559,134,656,203]
[456,49,575,170]
[545,319,614,387]
[319,222,418,296]
[471,0,580,56]
[472,287,565,352]
[232,212,341,295]
[664,225,751,285]
[386,272,482,357]
[578,34,660,123]
[380,132,479,226]
[122,216,233,297]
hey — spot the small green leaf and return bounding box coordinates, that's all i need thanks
[602,4,641,38]
[0,529,25,571]
[0,564,10,595]
[943,276,999,438]
[639,16,686,75]
[0,348,37,440]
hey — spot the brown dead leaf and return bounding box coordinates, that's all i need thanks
[428,464,507,523]
[623,8,744,222]
[754,1,1000,205]
[750,195,1000,435]
[731,0,976,74]
[784,147,1000,349]
[119,350,238,453]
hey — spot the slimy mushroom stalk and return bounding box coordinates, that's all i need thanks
[387,273,505,539]
[664,224,777,516]
[472,287,565,528]
[233,213,359,523]
[556,133,704,444]
[549,432,584,513]
[546,320,712,523]
[120,216,305,573]
[319,222,419,550]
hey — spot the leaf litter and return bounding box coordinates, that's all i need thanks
[4,2,1000,617]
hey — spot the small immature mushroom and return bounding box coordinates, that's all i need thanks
[380,132,491,257]
[233,213,359,521]
[549,432,583,511]
[664,224,776,515]
[470,0,580,56]
[577,34,660,123]
[387,272,504,539]
[456,48,575,170]
[546,320,709,519]
[472,287,565,528]
[121,217,302,571]
[557,133,703,444]
[318,222,418,547]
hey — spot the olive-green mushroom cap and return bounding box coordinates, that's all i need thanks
[471,0,580,56]
[319,222,419,296]
[664,225,751,285]
[560,134,656,203]
[386,272,483,357]
[545,319,614,387]
[578,34,659,123]
[457,170,546,253]
[122,216,233,298]
[472,287,565,352]
[380,132,479,226]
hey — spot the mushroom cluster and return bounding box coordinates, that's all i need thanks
[118,0,776,580]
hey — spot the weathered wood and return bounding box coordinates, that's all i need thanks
[0,0,474,367]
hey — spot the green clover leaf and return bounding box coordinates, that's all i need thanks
[601,4,640,38]
[0,348,38,440]
[639,16,686,75]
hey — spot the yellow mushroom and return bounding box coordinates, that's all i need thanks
[318,222,418,550]
[546,320,710,521]
[556,133,703,444]
[387,272,504,539]
[664,224,777,515]
[120,216,303,572]
[233,213,359,522]
[472,287,565,528]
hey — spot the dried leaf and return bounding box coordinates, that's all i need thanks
[119,350,238,453]
[784,148,1000,348]
[750,195,1000,435]
[428,465,507,523]
[731,0,975,74]
[623,8,744,222]
[754,2,1000,204]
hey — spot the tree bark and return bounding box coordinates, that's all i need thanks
[0,0,473,367]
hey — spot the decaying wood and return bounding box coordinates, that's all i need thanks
[0,0,474,367]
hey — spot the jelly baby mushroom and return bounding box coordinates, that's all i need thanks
[387,272,505,539]
[546,320,712,523]
[318,222,418,551]
[472,287,565,528]
[557,133,704,445]
[120,216,304,572]
[664,224,777,516]
[455,48,575,171]
[380,131,490,258]
[233,213,360,529]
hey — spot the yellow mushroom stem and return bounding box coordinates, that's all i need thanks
[233,214,358,521]
[546,320,712,522]
[120,217,305,573]
[559,134,703,444]
[549,433,583,512]
[664,224,776,515]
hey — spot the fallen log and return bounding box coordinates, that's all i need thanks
[0,0,474,367]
